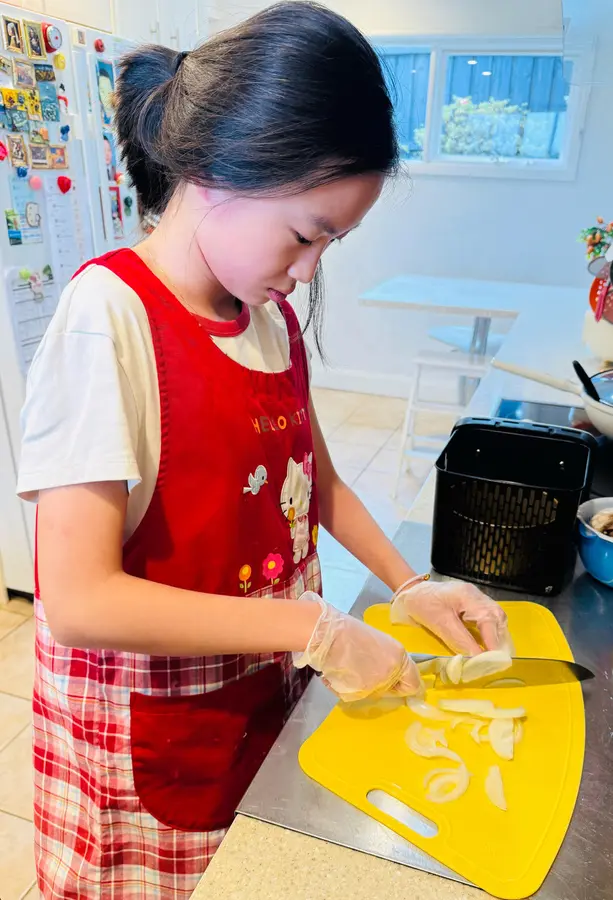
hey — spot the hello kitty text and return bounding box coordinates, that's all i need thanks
[251,407,307,434]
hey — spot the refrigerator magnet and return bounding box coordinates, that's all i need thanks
[48,144,67,168]
[42,23,62,53]
[7,134,27,167]
[24,89,42,121]
[33,62,55,83]
[109,185,124,238]
[29,144,49,168]
[2,16,24,54]
[5,208,22,244]
[12,58,35,89]
[23,21,46,61]
[0,54,12,75]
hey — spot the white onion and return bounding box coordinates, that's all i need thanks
[445,654,464,685]
[406,697,452,721]
[514,719,524,744]
[438,699,525,719]
[488,718,515,761]
[426,765,470,803]
[485,765,507,811]
[460,650,512,684]
[405,722,460,762]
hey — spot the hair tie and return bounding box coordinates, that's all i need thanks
[175,50,188,74]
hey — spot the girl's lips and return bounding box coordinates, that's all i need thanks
[267,288,288,303]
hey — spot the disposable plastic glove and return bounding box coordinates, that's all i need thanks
[294,592,423,703]
[390,579,513,657]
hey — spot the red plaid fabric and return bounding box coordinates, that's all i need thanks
[32,554,320,898]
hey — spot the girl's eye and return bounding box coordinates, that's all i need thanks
[295,232,313,246]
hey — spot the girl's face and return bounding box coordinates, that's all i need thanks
[191,173,384,306]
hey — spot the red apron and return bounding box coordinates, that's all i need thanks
[32,248,321,898]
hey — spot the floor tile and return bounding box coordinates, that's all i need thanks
[332,462,365,487]
[0,726,33,820]
[0,597,34,619]
[367,447,400,475]
[321,565,370,614]
[311,388,363,421]
[0,810,36,900]
[345,395,406,429]
[0,619,35,701]
[0,692,31,753]
[327,440,378,470]
[328,422,395,449]
[0,609,24,641]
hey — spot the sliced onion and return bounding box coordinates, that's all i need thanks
[445,654,464,685]
[470,721,486,744]
[485,765,507,811]
[487,678,526,689]
[460,650,512,684]
[514,719,524,744]
[424,767,456,787]
[438,699,525,719]
[406,697,453,721]
[450,715,483,730]
[417,658,443,677]
[488,718,514,761]
[426,765,470,803]
[405,722,460,762]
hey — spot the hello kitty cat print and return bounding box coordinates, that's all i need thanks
[280,452,313,563]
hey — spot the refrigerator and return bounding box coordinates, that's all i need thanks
[0,3,143,594]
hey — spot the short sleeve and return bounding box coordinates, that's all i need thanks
[17,329,142,501]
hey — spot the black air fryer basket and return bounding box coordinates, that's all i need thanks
[431,418,596,595]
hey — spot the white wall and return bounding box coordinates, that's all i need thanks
[212,0,562,39]
[212,0,609,396]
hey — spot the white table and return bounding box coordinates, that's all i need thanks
[359,274,580,402]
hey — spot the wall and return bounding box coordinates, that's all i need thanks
[212,0,611,396]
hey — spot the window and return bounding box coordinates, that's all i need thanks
[379,50,431,160]
[440,55,571,160]
[377,40,591,179]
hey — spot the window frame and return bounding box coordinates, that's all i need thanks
[375,34,594,181]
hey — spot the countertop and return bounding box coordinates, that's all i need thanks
[192,288,613,900]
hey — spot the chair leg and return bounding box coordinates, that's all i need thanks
[393,364,420,499]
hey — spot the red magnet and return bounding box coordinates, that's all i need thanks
[29,175,43,190]
[94,38,105,53]
[0,141,7,161]
[57,175,72,194]
[42,23,63,52]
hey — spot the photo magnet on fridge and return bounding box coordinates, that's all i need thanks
[2,16,24,54]
[8,108,29,133]
[33,62,55,82]
[48,144,67,168]
[29,143,49,168]
[0,53,12,75]
[5,207,22,244]
[12,58,35,89]
[23,21,46,61]
[24,89,42,120]
[96,59,115,126]
[38,81,59,122]
[7,133,27,166]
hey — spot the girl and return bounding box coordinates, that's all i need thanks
[18,3,509,897]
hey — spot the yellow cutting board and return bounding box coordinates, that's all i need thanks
[299,601,585,900]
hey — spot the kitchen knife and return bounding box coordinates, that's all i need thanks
[410,655,594,689]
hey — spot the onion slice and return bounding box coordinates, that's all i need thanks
[460,650,512,684]
[438,699,525,719]
[514,719,524,744]
[425,765,470,803]
[488,718,514,761]
[485,765,507,811]
[445,654,464,685]
[406,697,452,721]
[405,722,461,762]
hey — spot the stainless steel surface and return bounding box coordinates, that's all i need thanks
[411,654,595,688]
[238,521,613,899]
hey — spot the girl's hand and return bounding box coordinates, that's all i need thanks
[390,579,512,657]
[294,593,423,703]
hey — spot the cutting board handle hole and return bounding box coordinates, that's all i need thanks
[366,790,438,838]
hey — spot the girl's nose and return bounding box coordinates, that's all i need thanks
[288,246,324,285]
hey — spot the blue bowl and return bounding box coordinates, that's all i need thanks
[577,498,613,587]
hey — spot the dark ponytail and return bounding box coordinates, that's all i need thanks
[115,1,399,353]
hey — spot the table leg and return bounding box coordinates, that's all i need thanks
[458,316,492,406]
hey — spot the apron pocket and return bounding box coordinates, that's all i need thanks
[130,662,286,832]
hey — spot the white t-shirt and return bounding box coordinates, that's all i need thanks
[17,262,304,541]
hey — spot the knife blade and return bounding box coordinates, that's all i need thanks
[410,655,594,689]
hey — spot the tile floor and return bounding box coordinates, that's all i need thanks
[0,387,453,899]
